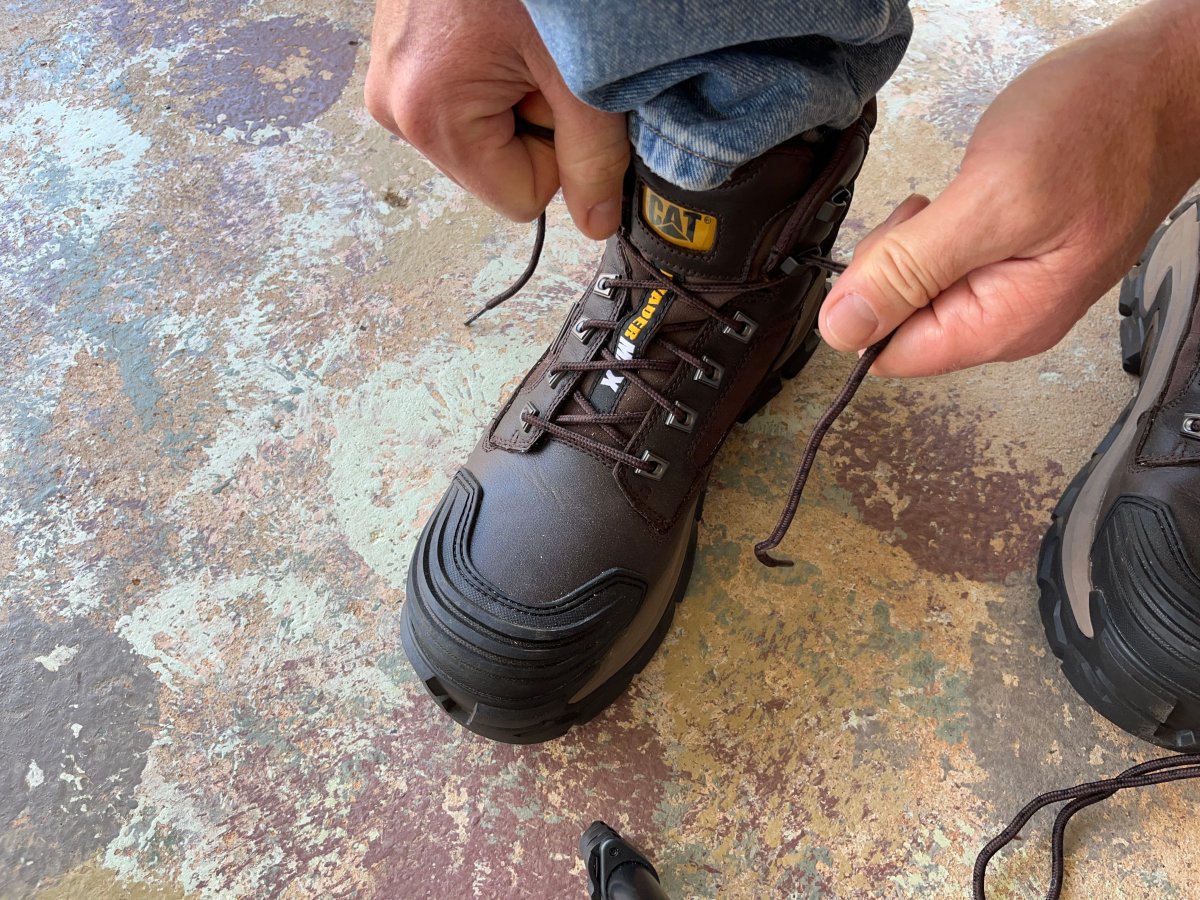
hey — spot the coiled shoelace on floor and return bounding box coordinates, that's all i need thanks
[974,752,1200,898]
[467,135,1198,889]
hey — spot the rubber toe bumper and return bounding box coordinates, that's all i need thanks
[402,470,687,744]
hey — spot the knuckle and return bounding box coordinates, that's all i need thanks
[363,68,437,146]
[978,302,1047,364]
[363,78,390,126]
[508,205,544,224]
[871,234,943,310]
[496,196,544,223]
[391,90,437,147]
[476,184,547,224]
[367,58,441,145]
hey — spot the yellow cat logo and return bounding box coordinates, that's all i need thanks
[624,287,668,341]
[642,187,717,252]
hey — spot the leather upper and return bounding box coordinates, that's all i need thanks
[402,105,878,725]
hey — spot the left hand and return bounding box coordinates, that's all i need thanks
[818,1,1200,377]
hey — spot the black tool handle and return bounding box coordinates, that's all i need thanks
[580,821,670,900]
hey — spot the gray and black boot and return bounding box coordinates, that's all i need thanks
[1040,195,1200,750]
[402,102,876,743]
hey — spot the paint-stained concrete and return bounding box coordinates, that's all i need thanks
[2,1,1197,897]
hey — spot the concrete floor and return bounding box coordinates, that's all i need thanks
[3,0,1198,897]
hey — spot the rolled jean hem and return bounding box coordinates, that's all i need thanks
[629,116,742,191]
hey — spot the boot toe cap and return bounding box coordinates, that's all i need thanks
[402,470,649,741]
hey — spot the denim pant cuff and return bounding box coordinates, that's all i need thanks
[629,117,742,192]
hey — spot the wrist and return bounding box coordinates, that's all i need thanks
[1129,0,1200,205]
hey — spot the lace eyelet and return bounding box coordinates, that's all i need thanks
[593,273,618,298]
[722,311,757,343]
[572,316,594,342]
[634,450,669,480]
[664,403,696,433]
[547,369,567,389]
[693,356,724,388]
[520,402,539,434]
[1182,414,1200,439]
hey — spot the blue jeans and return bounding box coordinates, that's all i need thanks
[522,1,912,190]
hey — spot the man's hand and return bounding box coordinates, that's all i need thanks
[819,0,1200,377]
[365,0,628,239]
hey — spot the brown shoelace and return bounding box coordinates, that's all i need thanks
[465,211,871,565]
[974,752,1200,898]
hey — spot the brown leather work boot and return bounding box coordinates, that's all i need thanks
[402,102,876,743]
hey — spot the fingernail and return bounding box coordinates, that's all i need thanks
[824,293,878,349]
[586,199,620,238]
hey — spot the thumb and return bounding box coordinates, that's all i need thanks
[547,94,630,240]
[820,186,1007,352]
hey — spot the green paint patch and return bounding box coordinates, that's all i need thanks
[870,602,970,744]
[377,647,419,687]
[784,844,835,899]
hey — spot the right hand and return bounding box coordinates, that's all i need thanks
[364,0,630,239]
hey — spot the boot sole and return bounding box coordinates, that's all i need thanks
[1037,197,1200,751]
[402,323,826,743]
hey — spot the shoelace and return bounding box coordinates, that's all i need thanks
[468,201,1199,897]
[974,752,1200,898]
[465,211,880,566]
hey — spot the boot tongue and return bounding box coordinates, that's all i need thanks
[627,139,820,283]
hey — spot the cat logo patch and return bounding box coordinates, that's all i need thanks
[641,187,717,252]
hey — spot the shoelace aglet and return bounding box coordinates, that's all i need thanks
[754,548,794,568]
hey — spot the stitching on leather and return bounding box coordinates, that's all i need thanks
[1135,258,1200,462]
[777,123,866,255]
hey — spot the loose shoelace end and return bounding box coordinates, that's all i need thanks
[753,543,793,567]
[753,334,893,568]
[462,212,548,328]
